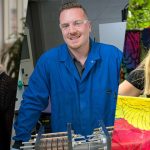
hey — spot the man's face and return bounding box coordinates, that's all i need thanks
[59,8,91,51]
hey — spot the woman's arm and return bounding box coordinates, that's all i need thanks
[118,80,142,96]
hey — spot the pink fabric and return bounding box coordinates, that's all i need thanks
[112,119,150,150]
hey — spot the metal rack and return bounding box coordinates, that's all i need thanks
[20,121,113,150]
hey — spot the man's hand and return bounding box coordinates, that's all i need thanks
[11,141,22,150]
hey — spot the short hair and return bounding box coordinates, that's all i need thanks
[59,2,88,17]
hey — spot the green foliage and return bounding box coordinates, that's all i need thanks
[1,37,23,80]
[127,0,150,30]
[1,17,26,81]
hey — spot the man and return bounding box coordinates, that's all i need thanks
[12,2,122,149]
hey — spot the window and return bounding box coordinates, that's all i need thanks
[3,0,28,45]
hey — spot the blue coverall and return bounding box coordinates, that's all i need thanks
[13,39,122,141]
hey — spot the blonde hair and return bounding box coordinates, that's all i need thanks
[138,50,150,96]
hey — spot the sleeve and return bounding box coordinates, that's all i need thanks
[116,48,123,93]
[13,55,50,142]
[126,69,144,90]
[117,49,123,77]
[112,46,123,86]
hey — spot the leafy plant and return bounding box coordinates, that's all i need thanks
[127,0,150,30]
[1,36,23,80]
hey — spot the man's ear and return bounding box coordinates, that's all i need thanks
[88,21,92,32]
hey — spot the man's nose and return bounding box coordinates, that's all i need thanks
[68,24,77,33]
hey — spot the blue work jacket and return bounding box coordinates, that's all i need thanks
[14,40,122,141]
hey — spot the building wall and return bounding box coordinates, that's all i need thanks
[79,0,128,41]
